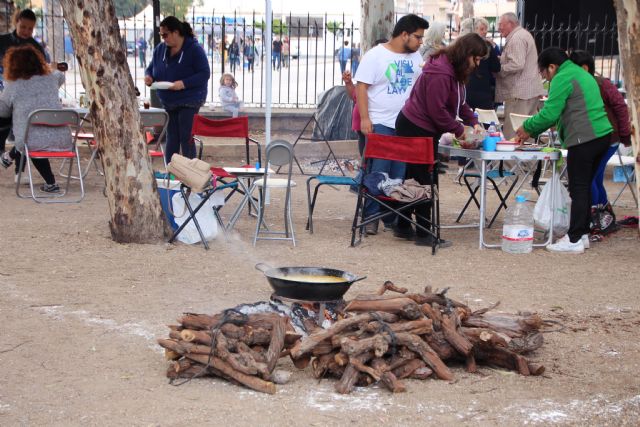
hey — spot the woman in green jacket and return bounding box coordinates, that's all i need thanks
[515,47,612,254]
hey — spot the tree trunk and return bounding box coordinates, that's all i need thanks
[613,0,640,224]
[45,0,66,63]
[462,0,475,19]
[58,1,168,243]
[360,0,394,53]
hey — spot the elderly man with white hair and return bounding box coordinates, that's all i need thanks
[495,12,544,139]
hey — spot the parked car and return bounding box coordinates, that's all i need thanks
[126,41,135,56]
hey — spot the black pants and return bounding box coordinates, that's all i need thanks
[566,134,611,242]
[394,111,440,237]
[8,147,56,184]
[0,115,11,153]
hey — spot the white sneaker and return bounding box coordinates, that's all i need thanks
[581,234,590,249]
[546,235,585,254]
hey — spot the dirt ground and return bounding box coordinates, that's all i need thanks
[1,156,639,426]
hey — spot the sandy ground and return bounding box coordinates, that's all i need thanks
[1,156,639,426]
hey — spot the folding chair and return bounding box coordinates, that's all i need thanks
[253,140,297,246]
[455,167,519,228]
[167,180,238,250]
[609,146,638,208]
[475,108,501,131]
[58,113,102,180]
[306,174,357,233]
[16,109,84,203]
[141,110,169,168]
[351,134,439,254]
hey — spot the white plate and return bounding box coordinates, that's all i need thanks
[151,81,173,90]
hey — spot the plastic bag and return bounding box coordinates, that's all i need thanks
[533,174,571,236]
[171,192,220,244]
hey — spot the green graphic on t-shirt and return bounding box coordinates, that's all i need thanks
[385,59,416,94]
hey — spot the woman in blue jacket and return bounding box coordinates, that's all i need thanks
[145,17,210,164]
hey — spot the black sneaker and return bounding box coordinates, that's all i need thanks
[415,235,453,248]
[364,221,379,235]
[1,151,12,168]
[392,226,415,240]
[40,183,60,193]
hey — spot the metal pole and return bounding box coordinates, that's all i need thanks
[150,0,161,108]
[265,0,272,147]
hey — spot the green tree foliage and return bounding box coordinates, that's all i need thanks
[255,19,289,35]
[159,0,203,20]
[326,21,344,35]
[114,0,148,18]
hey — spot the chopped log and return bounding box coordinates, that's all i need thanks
[406,292,471,315]
[284,332,302,347]
[235,341,267,364]
[463,312,543,338]
[465,354,477,373]
[159,339,276,394]
[290,312,398,359]
[340,334,389,358]
[393,333,454,381]
[334,352,350,367]
[345,298,423,320]
[214,333,269,377]
[441,313,474,356]
[166,364,212,380]
[180,329,213,345]
[171,358,192,374]
[158,338,213,355]
[376,281,408,295]
[164,349,181,361]
[460,327,510,348]
[167,324,183,332]
[423,332,458,360]
[169,330,182,341]
[330,327,369,347]
[527,363,546,376]
[335,352,373,394]
[392,359,427,379]
[387,347,418,370]
[421,304,442,330]
[311,339,335,356]
[291,353,311,369]
[351,358,381,381]
[473,345,531,376]
[220,324,272,345]
[410,367,434,380]
[365,318,433,335]
[265,315,287,374]
[178,312,284,332]
[312,352,343,378]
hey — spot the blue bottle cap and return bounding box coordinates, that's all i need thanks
[515,195,527,203]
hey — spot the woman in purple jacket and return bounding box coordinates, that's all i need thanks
[394,33,488,247]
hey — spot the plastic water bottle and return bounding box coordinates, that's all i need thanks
[502,195,534,254]
[487,121,497,134]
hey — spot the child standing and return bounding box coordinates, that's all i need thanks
[219,73,242,117]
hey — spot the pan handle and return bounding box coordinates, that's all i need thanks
[351,276,367,283]
[255,263,272,273]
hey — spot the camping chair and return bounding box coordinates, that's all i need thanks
[475,108,501,132]
[191,115,261,167]
[253,140,297,246]
[609,146,638,208]
[306,174,357,233]
[16,109,84,203]
[351,134,440,254]
[58,112,102,180]
[167,179,238,250]
[141,110,169,168]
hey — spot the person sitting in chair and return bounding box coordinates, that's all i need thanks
[0,45,70,192]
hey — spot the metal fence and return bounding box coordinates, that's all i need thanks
[3,8,625,108]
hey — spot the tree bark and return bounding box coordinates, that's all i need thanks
[45,0,66,63]
[614,0,640,223]
[58,0,168,243]
[360,0,394,53]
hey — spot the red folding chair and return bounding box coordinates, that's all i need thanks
[191,115,262,206]
[141,110,169,168]
[351,134,440,254]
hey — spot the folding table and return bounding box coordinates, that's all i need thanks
[439,145,561,249]
[223,166,273,231]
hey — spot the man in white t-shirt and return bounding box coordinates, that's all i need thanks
[355,14,429,235]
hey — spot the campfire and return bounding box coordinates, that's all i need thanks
[158,281,545,394]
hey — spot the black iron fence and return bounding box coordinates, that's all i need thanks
[2,7,625,108]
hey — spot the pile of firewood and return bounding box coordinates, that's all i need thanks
[289,282,545,394]
[158,283,546,395]
[158,311,300,394]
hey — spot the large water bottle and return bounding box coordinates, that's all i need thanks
[502,195,534,254]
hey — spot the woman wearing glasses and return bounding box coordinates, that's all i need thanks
[145,16,210,164]
[515,47,612,254]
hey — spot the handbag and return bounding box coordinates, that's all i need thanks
[167,154,213,193]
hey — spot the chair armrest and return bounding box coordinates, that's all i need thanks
[193,136,204,159]
[248,137,262,164]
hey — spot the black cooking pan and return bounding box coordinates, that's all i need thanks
[255,263,366,301]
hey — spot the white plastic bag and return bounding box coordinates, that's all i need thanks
[171,192,221,244]
[533,174,571,236]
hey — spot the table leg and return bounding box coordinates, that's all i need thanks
[227,180,252,231]
[479,159,487,249]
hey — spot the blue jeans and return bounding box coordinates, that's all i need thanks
[165,105,200,164]
[363,124,406,223]
[272,52,281,69]
[591,143,618,206]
